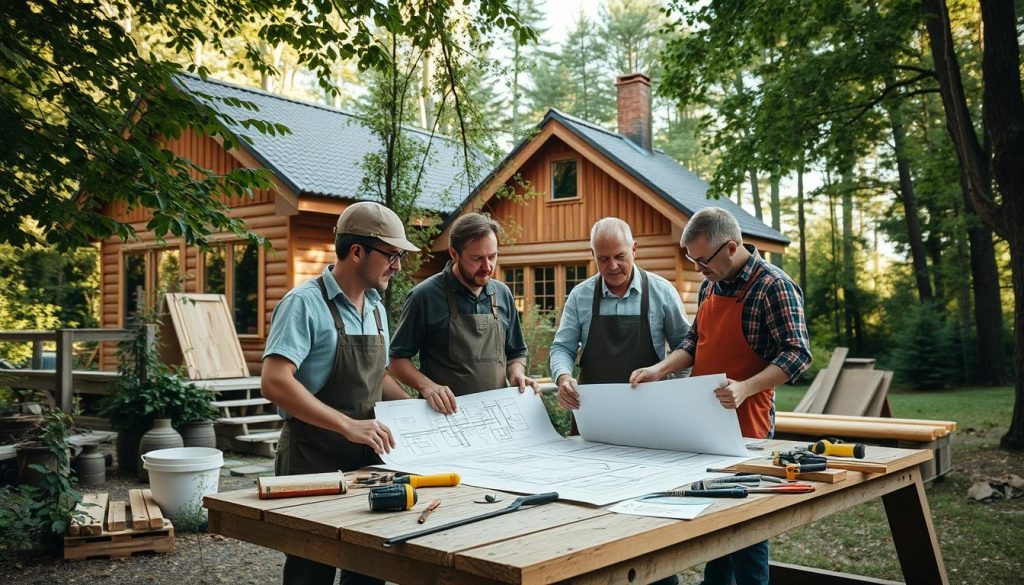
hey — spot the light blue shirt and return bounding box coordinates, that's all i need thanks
[263,266,391,415]
[549,268,691,381]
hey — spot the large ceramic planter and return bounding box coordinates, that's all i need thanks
[137,418,183,482]
[179,421,217,449]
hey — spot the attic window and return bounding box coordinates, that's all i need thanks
[551,159,578,200]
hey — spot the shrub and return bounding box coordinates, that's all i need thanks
[890,303,962,389]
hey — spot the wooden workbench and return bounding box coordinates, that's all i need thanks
[204,440,948,584]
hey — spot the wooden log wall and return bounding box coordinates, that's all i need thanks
[99,129,288,375]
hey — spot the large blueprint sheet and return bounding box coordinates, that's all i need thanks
[375,383,755,506]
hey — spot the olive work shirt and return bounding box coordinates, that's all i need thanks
[389,262,528,367]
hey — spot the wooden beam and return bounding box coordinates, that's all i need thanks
[768,561,904,584]
[882,468,949,585]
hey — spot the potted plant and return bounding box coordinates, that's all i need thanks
[14,409,73,488]
[171,380,218,449]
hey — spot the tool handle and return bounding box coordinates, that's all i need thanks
[396,473,461,488]
[511,492,559,509]
[685,488,748,498]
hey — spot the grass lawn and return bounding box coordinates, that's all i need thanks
[754,385,1024,584]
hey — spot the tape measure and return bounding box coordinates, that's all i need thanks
[368,484,417,511]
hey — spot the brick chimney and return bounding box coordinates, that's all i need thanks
[616,73,652,152]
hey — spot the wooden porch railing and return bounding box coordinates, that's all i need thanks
[0,326,156,411]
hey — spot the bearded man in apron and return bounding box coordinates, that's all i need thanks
[550,217,691,585]
[390,212,537,414]
[631,207,812,585]
[261,202,419,585]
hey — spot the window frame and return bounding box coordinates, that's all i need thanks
[549,156,580,202]
[199,241,266,339]
[498,261,592,318]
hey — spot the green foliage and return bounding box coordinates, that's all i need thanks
[98,317,216,434]
[0,238,99,330]
[0,276,61,366]
[890,303,962,389]
[1,0,536,251]
[519,305,556,378]
[0,410,83,556]
[541,389,571,437]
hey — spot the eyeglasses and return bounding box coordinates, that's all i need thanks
[685,241,731,269]
[363,245,407,265]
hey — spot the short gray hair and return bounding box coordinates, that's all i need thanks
[449,212,501,253]
[681,207,743,248]
[590,217,634,249]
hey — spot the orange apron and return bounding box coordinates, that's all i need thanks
[690,265,774,439]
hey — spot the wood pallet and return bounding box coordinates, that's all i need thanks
[64,489,175,560]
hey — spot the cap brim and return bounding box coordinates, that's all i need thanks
[379,235,421,252]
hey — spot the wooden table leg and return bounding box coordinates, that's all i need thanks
[881,467,949,585]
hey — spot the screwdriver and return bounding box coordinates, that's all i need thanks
[652,484,817,499]
[394,473,461,488]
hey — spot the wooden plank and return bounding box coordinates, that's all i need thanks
[203,487,350,520]
[774,416,945,442]
[141,489,165,529]
[454,469,920,584]
[807,348,850,413]
[864,371,894,418]
[63,522,174,560]
[724,460,847,483]
[162,293,249,379]
[55,329,75,411]
[70,493,108,536]
[778,411,955,432]
[107,500,127,532]
[793,370,827,413]
[823,369,885,416]
[209,510,495,585]
[882,467,950,585]
[769,561,903,584]
[128,489,150,529]
[842,358,877,370]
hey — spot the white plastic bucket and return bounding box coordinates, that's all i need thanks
[142,447,223,525]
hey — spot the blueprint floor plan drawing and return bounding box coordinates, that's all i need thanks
[374,383,756,506]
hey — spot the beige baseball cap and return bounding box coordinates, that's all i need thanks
[334,201,420,252]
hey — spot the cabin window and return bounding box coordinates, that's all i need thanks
[551,159,578,200]
[564,264,588,299]
[203,241,262,336]
[155,248,182,295]
[532,266,556,314]
[123,252,146,325]
[503,267,525,314]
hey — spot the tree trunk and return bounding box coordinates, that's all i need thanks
[888,105,934,302]
[797,165,807,294]
[769,173,782,268]
[841,177,863,352]
[748,168,763,221]
[923,0,1023,450]
[962,180,1006,385]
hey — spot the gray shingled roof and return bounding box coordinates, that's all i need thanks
[174,74,475,213]
[545,110,789,244]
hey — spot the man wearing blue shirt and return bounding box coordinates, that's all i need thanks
[261,201,418,585]
[550,217,690,585]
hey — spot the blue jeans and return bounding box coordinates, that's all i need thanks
[701,540,769,585]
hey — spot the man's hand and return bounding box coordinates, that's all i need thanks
[714,378,751,410]
[629,365,665,388]
[509,367,541,395]
[556,374,580,410]
[339,418,395,455]
[421,383,458,414]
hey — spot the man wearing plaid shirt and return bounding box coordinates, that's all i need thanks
[630,206,811,585]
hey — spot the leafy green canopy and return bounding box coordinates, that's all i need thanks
[0,0,535,250]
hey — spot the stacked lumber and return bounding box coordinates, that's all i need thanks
[792,347,894,417]
[776,412,956,442]
[64,489,174,560]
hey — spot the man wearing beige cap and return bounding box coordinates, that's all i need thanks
[261,201,419,585]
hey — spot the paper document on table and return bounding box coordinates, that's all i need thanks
[375,387,754,506]
[574,375,750,457]
[608,495,714,520]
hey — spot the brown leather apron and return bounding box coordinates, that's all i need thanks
[572,268,661,434]
[274,276,386,477]
[419,270,507,395]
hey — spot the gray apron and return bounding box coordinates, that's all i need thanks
[275,277,387,585]
[572,268,660,434]
[419,270,507,395]
[275,276,386,476]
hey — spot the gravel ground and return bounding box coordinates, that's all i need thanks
[1,449,286,585]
